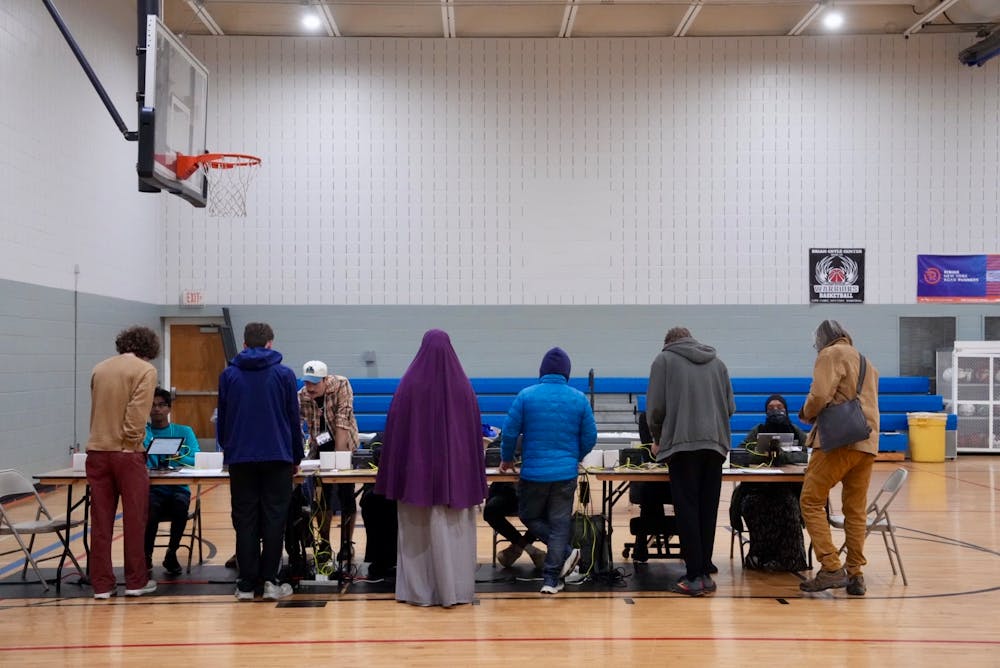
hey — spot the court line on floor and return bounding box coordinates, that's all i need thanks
[1,634,999,653]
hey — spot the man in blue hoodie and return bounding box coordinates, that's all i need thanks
[499,347,597,595]
[218,322,303,601]
[646,327,735,597]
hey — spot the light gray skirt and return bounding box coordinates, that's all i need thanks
[395,502,477,607]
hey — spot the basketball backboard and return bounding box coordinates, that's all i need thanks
[137,15,209,207]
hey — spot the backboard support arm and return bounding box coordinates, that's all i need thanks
[41,0,138,141]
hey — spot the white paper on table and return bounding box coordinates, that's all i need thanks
[170,467,223,475]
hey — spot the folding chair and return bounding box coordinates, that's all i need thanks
[153,485,204,573]
[828,467,908,585]
[0,469,85,592]
[728,483,812,570]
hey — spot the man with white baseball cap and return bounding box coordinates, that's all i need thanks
[299,360,360,574]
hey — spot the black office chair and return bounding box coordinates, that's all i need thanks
[622,480,681,562]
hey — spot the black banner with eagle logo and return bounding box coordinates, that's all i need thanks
[810,248,865,303]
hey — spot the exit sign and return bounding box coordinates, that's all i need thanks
[180,290,205,307]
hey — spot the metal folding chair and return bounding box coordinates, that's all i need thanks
[0,469,85,592]
[152,485,205,573]
[828,467,909,585]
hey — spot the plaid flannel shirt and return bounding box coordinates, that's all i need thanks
[299,374,360,454]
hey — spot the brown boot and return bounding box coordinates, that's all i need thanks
[800,567,847,592]
[496,545,523,568]
[846,574,866,596]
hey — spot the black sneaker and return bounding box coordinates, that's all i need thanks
[162,552,183,577]
[846,574,866,596]
[337,542,355,563]
[632,541,649,563]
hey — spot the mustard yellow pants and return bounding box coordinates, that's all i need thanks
[800,448,875,576]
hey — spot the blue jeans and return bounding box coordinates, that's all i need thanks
[518,478,577,586]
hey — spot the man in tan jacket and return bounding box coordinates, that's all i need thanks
[798,320,879,596]
[86,325,160,599]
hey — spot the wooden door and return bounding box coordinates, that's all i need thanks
[169,324,228,449]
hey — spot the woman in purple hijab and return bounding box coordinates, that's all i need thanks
[375,329,487,606]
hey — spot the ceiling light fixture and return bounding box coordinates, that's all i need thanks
[302,12,322,30]
[822,9,845,30]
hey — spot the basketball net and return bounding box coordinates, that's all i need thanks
[200,154,261,217]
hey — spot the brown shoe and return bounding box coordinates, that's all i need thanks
[225,554,238,570]
[846,574,866,596]
[496,545,523,569]
[799,567,848,592]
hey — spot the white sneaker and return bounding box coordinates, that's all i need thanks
[564,567,588,585]
[124,579,157,597]
[234,588,255,601]
[93,589,117,600]
[540,582,564,595]
[560,548,580,578]
[263,581,293,600]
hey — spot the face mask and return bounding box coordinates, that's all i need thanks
[766,409,788,421]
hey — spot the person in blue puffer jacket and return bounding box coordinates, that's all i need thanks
[499,347,597,594]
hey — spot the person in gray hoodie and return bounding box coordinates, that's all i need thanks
[646,327,735,596]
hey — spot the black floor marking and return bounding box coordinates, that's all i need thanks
[777,598,789,604]
[277,600,327,608]
[624,598,634,605]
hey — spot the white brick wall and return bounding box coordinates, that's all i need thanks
[166,35,999,306]
[0,0,161,301]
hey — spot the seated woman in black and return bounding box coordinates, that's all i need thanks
[730,394,809,572]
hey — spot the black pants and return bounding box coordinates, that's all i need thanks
[483,482,536,547]
[667,450,724,581]
[229,461,295,592]
[360,485,397,569]
[144,487,191,566]
[313,481,357,560]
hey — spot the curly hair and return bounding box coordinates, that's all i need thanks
[115,326,160,359]
[244,322,275,348]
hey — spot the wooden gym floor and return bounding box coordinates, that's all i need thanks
[1,458,998,666]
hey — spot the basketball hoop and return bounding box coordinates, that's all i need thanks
[175,153,261,217]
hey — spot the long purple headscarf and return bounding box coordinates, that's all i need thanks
[374,329,487,509]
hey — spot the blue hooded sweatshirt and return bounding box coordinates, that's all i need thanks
[217,347,303,465]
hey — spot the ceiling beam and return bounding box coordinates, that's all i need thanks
[559,0,579,38]
[904,0,964,38]
[184,0,223,36]
[440,0,456,38]
[788,2,823,36]
[316,2,341,38]
[673,1,703,38]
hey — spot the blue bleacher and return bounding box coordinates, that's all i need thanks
[349,375,950,456]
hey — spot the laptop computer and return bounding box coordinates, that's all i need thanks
[146,436,184,469]
[756,432,799,451]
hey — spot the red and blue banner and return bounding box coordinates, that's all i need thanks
[917,254,1000,302]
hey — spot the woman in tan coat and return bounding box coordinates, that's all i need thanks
[797,320,879,596]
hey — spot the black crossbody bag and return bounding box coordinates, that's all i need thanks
[816,353,872,451]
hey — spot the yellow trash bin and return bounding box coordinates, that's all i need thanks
[907,412,948,463]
